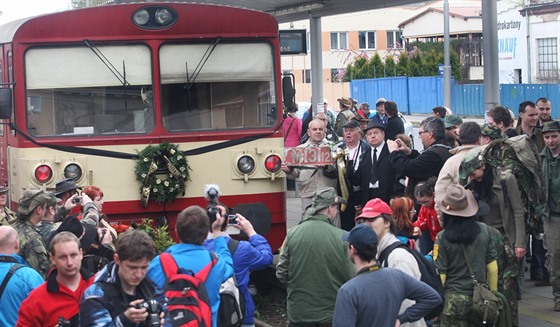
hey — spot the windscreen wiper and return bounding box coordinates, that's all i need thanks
[183,37,222,90]
[84,39,131,87]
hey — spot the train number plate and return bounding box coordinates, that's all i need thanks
[284,146,334,166]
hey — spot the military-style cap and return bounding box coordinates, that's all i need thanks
[376,98,387,107]
[459,147,486,182]
[480,124,502,140]
[542,121,560,133]
[0,186,8,194]
[305,187,347,215]
[444,114,464,128]
[17,189,58,216]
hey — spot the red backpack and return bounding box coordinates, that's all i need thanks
[160,252,217,327]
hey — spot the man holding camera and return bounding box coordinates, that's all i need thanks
[148,205,234,327]
[17,231,95,327]
[80,229,164,326]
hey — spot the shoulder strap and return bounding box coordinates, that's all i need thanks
[159,253,179,279]
[0,263,25,300]
[461,244,476,282]
[195,252,217,282]
[0,255,19,264]
[228,239,240,256]
[378,242,407,268]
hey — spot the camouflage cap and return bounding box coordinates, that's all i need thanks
[17,189,57,216]
[459,147,486,182]
[480,123,502,140]
[444,114,464,128]
[305,187,347,215]
[542,120,560,133]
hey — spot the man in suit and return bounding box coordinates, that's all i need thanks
[347,121,404,208]
[335,120,370,231]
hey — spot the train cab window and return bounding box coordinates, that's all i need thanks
[24,45,154,137]
[160,42,277,132]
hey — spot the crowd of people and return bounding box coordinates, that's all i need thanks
[0,178,273,326]
[0,96,557,326]
[280,96,558,326]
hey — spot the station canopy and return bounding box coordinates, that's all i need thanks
[118,0,425,23]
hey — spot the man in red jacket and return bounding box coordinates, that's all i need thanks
[17,230,94,326]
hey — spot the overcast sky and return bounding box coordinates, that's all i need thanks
[1,0,71,24]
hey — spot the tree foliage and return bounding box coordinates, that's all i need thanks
[342,46,463,81]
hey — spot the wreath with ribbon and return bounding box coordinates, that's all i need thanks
[134,142,191,207]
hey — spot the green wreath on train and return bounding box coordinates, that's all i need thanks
[134,142,191,207]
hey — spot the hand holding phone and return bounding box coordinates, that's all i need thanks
[227,214,238,225]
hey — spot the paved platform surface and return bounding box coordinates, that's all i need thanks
[284,190,560,326]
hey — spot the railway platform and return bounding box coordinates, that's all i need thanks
[284,190,560,326]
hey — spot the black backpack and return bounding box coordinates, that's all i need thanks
[378,242,445,320]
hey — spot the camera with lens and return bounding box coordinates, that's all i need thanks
[204,184,221,223]
[57,316,71,327]
[134,299,162,327]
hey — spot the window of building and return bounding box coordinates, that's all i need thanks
[537,37,558,80]
[387,30,403,49]
[359,31,376,50]
[330,69,339,82]
[302,69,311,84]
[330,32,348,50]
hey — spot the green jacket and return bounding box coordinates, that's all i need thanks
[540,146,560,217]
[276,213,354,324]
[435,222,497,296]
[12,220,50,279]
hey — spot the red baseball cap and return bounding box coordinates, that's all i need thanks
[355,198,391,221]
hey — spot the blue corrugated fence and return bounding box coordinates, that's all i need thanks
[351,76,559,117]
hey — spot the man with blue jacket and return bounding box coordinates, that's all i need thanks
[147,205,234,327]
[204,213,273,327]
[0,226,43,326]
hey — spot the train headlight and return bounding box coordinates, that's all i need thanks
[34,165,53,184]
[264,155,282,173]
[237,155,255,174]
[132,9,150,26]
[64,163,83,181]
[132,6,177,30]
[155,9,172,25]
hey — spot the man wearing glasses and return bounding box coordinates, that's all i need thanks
[12,188,58,278]
[388,117,452,199]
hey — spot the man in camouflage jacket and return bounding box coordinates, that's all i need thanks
[0,186,16,225]
[12,188,57,279]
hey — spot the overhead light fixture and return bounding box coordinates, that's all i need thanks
[272,1,325,17]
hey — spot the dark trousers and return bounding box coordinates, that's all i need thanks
[289,323,331,327]
[530,236,549,281]
[419,230,434,255]
[340,190,362,231]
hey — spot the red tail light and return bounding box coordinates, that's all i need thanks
[35,165,53,183]
[265,155,281,173]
